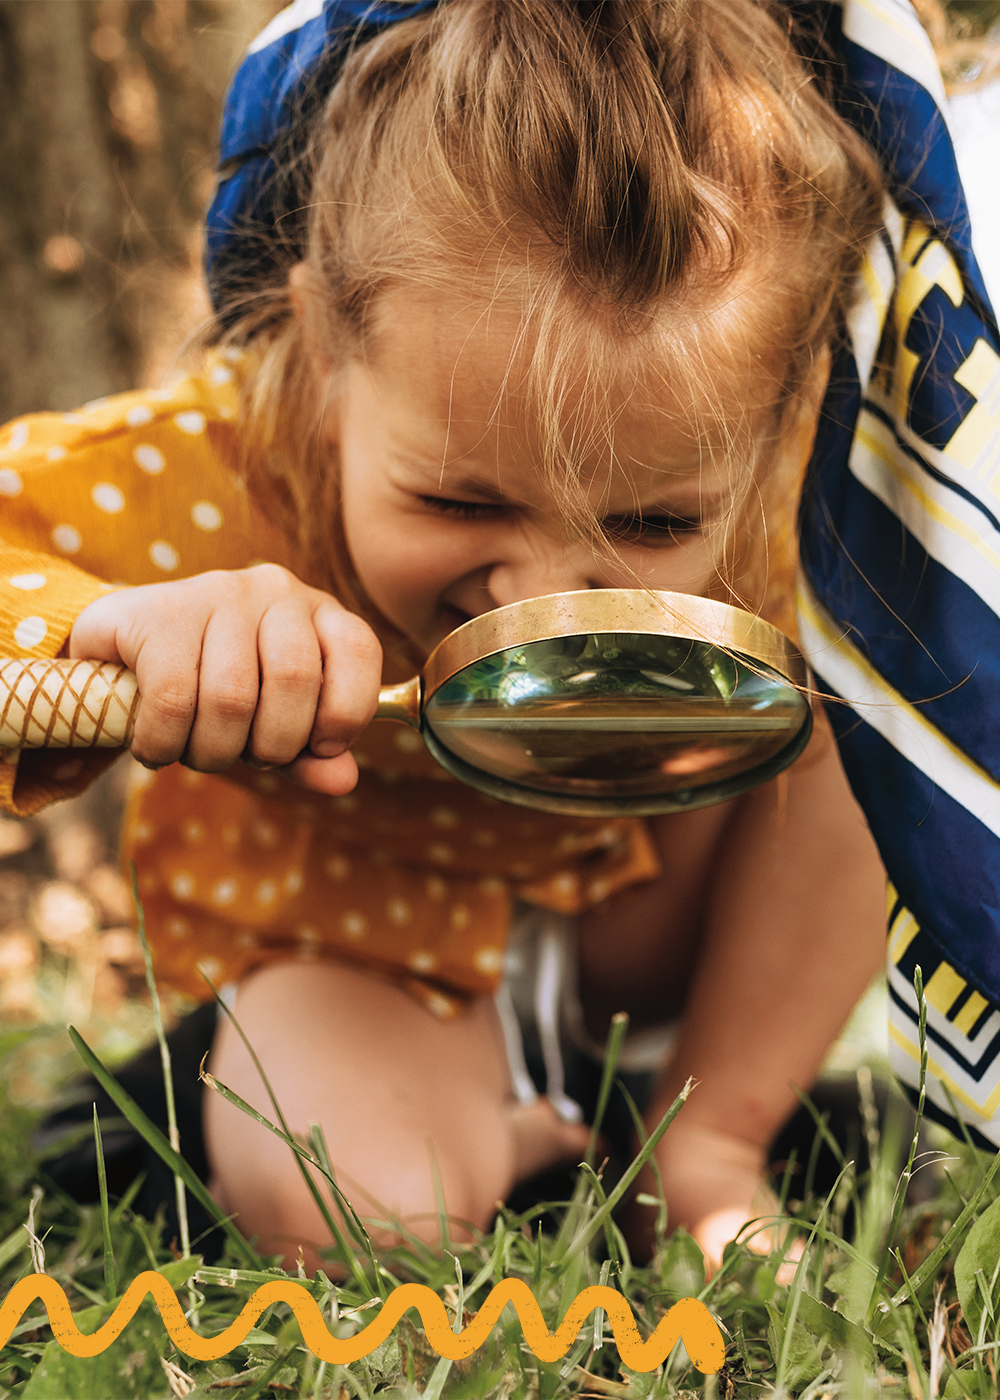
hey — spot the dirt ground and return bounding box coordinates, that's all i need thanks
[0,756,190,1107]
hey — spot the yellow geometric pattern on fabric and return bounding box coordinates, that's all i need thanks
[888,905,920,964]
[924,961,967,1017]
[945,338,1000,499]
[892,221,964,420]
[889,1021,1000,1120]
[854,418,1000,576]
[887,894,1000,1121]
[954,991,989,1037]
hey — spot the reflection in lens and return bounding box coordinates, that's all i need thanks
[424,632,808,803]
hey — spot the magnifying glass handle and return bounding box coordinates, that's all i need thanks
[0,657,421,751]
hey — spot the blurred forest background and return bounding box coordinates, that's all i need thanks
[0,0,285,1098]
[0,0,997,1105]
[0,0,282,422]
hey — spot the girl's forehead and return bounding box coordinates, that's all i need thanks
[362,284,780,459]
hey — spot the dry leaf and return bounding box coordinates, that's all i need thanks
[570,1366,634,1397]
[160,1357,196,1398]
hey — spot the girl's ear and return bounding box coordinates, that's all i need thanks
[288,261,336,382]
[288,260,310,321]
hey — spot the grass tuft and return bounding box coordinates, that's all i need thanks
[2,963,1000,1397]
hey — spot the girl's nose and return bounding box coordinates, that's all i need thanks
[486,540,598,608]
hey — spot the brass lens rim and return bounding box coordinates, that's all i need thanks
[422,589,810,699]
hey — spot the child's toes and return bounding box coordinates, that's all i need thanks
[508,1096,590,1183]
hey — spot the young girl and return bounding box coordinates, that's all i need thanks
[0,0,892,1272]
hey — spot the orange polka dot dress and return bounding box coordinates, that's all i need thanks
[0,355,661,1017]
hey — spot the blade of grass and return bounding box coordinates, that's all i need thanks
[618,1079,668,1253]
[887,1119,1000,1309]
[427,1138,451,1255]
[0,1226,29,1273]
[556,1077,693,1264]
[868,965,927,1323]
[192,1265,328,1297]
[131,866,190,1262]
[201,1063,386,1293]
[422,1355,454,1400]
[92,1104,116,1302]
[306,1123,385,1295]
[204,975,380,1296]
[67,1025,261,1268]
[791,1083,862,1220]
[585,1013,629,1171]
[554,1014,629,1261]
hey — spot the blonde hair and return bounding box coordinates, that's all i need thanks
[215,0,886,648]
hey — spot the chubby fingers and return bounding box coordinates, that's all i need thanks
[693,1204,803,1282]
[253,590,380,789]
[70,584,207,768]
[280,603,382,795]
[308,601,383,755]
[68,569,383,779]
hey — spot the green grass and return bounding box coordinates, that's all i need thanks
[1,969,1000,1399]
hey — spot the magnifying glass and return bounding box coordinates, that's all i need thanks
[0,589,810,816]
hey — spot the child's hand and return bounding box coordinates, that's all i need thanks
[68,565,382,795]
[624,1118,801,1279]
[692,1200,803,1283]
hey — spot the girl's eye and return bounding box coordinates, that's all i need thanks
[603,513,703,546]
[418,495,502,520]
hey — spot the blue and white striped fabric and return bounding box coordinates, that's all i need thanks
[206,0,1000,1147]
[793,0,1000,1147]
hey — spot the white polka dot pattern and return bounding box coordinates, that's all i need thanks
[174,411,206,435]
[13,616,47,649]
[91,482,125,513]
[191,501,223,531]
[170,873,195,900]
[341,911,367,939]
[149,541,179,571]
[51,524,82,553]
[0,358,659,1023]
[134,444,165,474]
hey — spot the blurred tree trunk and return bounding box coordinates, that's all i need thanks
[0,0,280,421]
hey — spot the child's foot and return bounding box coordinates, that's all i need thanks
[508,1096,592,1185]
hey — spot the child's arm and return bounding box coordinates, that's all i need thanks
[624,714,886,1267]
[69,565,383,795]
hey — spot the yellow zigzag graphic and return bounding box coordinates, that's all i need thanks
[0,1273,723,1373]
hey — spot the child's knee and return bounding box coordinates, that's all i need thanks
[228,1124,514,1259]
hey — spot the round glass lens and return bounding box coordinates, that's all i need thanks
[423,632,808,801]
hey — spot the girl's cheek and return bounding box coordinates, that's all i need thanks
[616,541,718,596]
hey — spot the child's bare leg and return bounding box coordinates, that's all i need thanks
[580,719,886,1268]
[204,960,587,1270]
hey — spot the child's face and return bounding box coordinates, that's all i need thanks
[334,288,763,658]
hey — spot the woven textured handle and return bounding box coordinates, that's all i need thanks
[0,658,138,750]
